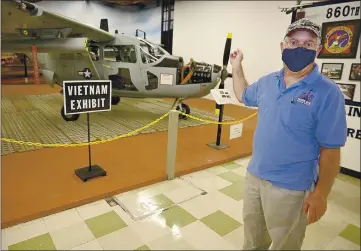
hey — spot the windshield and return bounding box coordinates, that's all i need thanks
[138,38,168,64]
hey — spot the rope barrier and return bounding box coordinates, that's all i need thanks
[1,110,257,147]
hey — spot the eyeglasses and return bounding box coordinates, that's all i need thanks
[284,38,318,50]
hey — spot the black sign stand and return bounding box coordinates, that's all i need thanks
[63,80,112,183]
[75,113,107,182]
[208,81,229,150]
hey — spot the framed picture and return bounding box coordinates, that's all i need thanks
[321,63,343,80]
[318,19,360,59]
[349,63,360,81]
[336,83,356,101]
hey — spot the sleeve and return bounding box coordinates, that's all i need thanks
[315,86,347,148]
[242,80,261,107]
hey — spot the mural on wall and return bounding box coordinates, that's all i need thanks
[35,0,162,43]
[1,0,162,82]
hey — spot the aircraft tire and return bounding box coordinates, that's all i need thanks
[177,103,190,119]
[61,106,80,122]
[111,96,120,105]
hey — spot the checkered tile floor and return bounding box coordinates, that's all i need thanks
[2,157,360,250]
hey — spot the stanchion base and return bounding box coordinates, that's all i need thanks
[75,165,107,182]
[207,143,229,150]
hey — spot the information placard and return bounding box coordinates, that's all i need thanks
[210,89,239,105]
[63,80,112,115]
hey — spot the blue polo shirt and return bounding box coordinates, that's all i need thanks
[243,64,347,191]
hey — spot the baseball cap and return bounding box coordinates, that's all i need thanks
[285,18,321,40]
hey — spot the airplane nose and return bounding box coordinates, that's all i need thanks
[211,64,222,82]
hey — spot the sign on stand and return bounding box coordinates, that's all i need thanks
[63,80,112,182]
[63,80,112,115]
[210,89,239,105]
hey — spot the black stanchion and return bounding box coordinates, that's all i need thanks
[75,113,107,182]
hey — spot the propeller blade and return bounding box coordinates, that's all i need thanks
[227,73,232,78]
[223,33,232,67]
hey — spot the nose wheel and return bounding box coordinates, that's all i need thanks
[176,103,190,119]
[61,106,80,121]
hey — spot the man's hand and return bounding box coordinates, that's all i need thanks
[230,48,243,70]
[303,190,327,225]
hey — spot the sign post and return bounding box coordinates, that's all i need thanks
[63,80,112,182]
[208,88,239,150]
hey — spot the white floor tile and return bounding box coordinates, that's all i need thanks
[234,156,251,167]
[70,239,104,250]
[43,208,83,233]
[181,174,232,193]
[4,218,47,245]
[128,214,172,244]
[323,236,360,250]
[112,206,136,226]
[180,221,236,250]
[179,193,220,219]
[76,200,112,220]
[2,230,8,250]
[147,232,194,250]
[223,226,245,249]
[216,195,244,224]
[231,167,247,177]
[97,227,144,250]
[49,222,95,250]
[302,219,348,250]
[205,166,229,175]
[163,183,202,204]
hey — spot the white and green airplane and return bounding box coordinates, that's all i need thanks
[2,0,232,121]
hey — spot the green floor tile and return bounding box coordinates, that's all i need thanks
[135,245,150,250]
[339,224,360,245]
[85,210,127,238]
[219,180,244,201]
[150,194,174,209]
[8,233,56,250]
[161,205,197,228]
[200,210,241,237]
[218,171,242,183]
[222,162,241,170]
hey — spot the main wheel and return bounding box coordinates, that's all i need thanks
[61,106,80,122]
[111,96,120,105]
[176,103,190,119]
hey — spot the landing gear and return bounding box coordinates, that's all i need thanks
[176,103,190,119]
[61,106,80,122]
[111,96,120,105]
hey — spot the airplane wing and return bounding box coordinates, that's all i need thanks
[1,0,115,43]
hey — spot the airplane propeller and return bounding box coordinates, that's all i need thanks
[210,32,233,149]
[219,32,233,88]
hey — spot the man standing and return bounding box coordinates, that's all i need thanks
[230,18,347,250]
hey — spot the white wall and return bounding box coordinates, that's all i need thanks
[36,1,162,43]
[172,1,293,101]
[302,1,361,173]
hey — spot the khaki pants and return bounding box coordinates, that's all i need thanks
[243,171,313,250]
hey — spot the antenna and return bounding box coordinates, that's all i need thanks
[135,29,146,39]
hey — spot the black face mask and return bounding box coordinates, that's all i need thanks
[282,47,316,72]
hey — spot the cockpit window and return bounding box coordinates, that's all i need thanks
[104,45,137,63]
[139,39,168,64]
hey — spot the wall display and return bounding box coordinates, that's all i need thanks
[321,63,344,79]
[349,63,361,80]
[318,19,360,58]
[336,82,356,100]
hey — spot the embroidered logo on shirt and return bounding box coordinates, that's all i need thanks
[297,89,314,106]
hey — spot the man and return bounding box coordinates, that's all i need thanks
[230,18,347,250]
